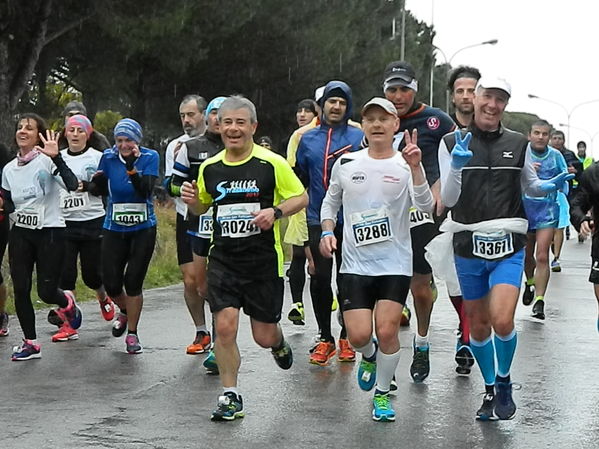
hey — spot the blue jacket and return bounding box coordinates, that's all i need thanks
[296,81,364,226]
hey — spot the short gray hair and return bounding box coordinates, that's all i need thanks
[180,94,207,113]
[218,96,258,124]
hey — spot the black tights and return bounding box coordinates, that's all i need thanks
[288,245,307,303]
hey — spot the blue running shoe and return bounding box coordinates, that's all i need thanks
[455,341,475,375]
[372,392,395,422]
[410,341,430,383]
[11,339,41,361]
[494,381,517,420]
[203,350,219,374]
[211,392,244,421]
[357,357,377,391]
[476,393,497,421]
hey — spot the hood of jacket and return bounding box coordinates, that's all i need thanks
[321,80,353,125]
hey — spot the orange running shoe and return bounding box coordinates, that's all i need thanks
[338,338,356,362]
[99,296,115,321]
[186,332,212,354]
[51,322,79,342]
[309,340,336,366]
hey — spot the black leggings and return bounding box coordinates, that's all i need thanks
[288,244,307,304]
[9,227,69,340]
[60,238,103,291]
[102,227,156,297]
[0,218,9,285]
[308,225,345,341]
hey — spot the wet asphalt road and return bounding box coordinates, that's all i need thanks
[1,236,598,449]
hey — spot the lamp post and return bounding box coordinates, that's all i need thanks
[528,94,599,148]
[430,39,498,110]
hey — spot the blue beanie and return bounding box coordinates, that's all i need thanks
[206,96,227,116]
[114,118,143,143]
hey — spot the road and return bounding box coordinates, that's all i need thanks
[0,237,598,449]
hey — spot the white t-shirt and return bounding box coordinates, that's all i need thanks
[320,149,433,276]
[60,148,106,221]
[2,153,68,229]
[165,134,190,216]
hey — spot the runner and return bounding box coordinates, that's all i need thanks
[522,120,569,320]
[45,115,114,338]
[438,76,572,420]
[575,141,593,243]
[296,80,364,365]
[170,96,226,372]
[570,161,599,332]
[382,60,456,381]
[0,142,14,337]
[447,66,481,128]
[59,101,111,151]
[321,97,433,421]
[164,95,210,355]
[2,113,82,360]
[85,118,159,354]
[181,96,307,421]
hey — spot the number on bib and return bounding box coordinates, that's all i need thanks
[216,203,261,238]
[15,208,43,230]
[472,232,514,260]
[60,192,89,211]
[409,207,434,229]
[112,203,148,227]
[350,208,393,247]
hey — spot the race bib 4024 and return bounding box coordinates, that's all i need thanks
[216,202,261,238]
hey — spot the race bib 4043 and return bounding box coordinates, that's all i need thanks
[216,202,261,238]
[350,207,393,247]
[112,203,148,227]
[472,231,514,260]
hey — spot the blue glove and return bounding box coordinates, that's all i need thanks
[539,172,575,193]
[450,130,473,170]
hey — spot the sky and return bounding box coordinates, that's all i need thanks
[406,0,599,158]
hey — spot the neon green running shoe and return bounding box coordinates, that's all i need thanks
[372,392,395,422]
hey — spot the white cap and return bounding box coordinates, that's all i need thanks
[361,97,397,116]
[476,76,511,97]
[314,86,326,103]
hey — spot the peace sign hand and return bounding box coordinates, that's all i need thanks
[450,130,473,170]
[401,129,422,168]
[35,129,60,158]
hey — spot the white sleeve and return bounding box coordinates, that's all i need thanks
[409,168,434,214]
[173,143,190,179]
[520,146,546,196]
[164,140,177,177]
[320,161,343,225]
[439,138,462,207]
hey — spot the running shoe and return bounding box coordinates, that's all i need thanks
[0,312,8,337]
[522,284,535,306]
[389,376,398,395]
[51,322,79,342]
[357,357,377,391]
[271,339,293,370]
[99,296,115,321]
[455,341,475,375]
[203,350,219,374]
[47,309,63,327]
[532,300,545,320]
[125,334,143,354]
[331,295,338,312]
[309,340,336,366]
[11,339,41,361]
[494,381,516,420]
[112,313,128,337]
[211,392,244,421]
[400,306,411,327]
[551,259,561,272]
[372,392,395,422]
[308,334,321,354]
[287,302,305,325]
[476,393,497,421]
[337,338,356,362]
[186,331,212,354]
[410,342,430,383]
[55,291,82,330]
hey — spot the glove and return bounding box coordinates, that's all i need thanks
[540,172,574,193]
[450,130,473,170]
[123,154,137,171]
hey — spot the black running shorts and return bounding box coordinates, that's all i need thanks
[176,213,194,266]
[410,222,436,275]
[340,274,411,311]
[207,268,284,323]
[191,235,210,258]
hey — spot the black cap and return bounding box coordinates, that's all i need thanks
[382,61,417,90]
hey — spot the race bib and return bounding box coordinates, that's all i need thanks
[60,191,89,211]
[472,231,514,260]
[351,207,393,247]
[216,202,261,238]
[409,207,434,229]
[112,203,148,227]
[15,207,43,230]
[198,208,213,238]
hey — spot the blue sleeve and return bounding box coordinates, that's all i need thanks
[140,149,159,177]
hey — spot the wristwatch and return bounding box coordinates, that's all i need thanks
[272,206,283,220]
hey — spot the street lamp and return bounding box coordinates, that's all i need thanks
[528,94,599,148]
[429,39,498,110]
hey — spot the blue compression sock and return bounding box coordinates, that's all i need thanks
[470,335,496,385]
[494,329,517,378]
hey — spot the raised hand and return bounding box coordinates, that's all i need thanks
[401,129,421,168]
[35,129,60,158]
[539,172,575,193]
[450,130,473,170]
[181,180,199,205]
